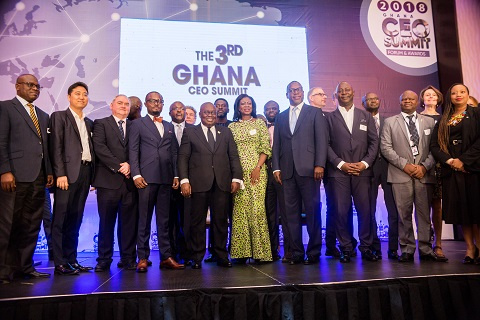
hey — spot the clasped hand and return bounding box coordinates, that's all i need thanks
[340,162,366,176]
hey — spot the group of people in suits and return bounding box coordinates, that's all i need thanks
[2,75,479,283]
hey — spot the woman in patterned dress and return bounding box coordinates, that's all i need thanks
[228,94,272,263]
[431,83,480,264]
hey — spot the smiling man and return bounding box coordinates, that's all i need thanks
[50,82,94,275]
[92,95,138,272]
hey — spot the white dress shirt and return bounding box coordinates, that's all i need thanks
[16,95,39,119]
[148,113,164,137]
[69,107,91,162]
[112,114,126,139]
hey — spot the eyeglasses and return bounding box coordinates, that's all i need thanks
[146,99,164,104]
[366,97,379,102]
[17,82,43,90]
[288,87,303,94]
[312,93,327,97]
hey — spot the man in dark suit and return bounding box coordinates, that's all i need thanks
[263,100,288,262]
[272,81,328,265]
[326,81,379,263]
[129,91,184,272]
[361,92,399,260]
[168,101,193,263]
[380,90,437,262]
[50,81,94,275]
[92,94,138,271]
[0,74,54,282]
[178,102,243,269]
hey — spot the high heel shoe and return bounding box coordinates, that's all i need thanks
[462,246,479,264]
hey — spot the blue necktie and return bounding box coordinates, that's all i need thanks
[290,106,298,134]
[118,120,125,141]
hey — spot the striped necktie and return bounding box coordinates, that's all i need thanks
[27,103,42,138]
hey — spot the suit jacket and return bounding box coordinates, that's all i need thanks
[177,124,243,193]
[326,107,379,177]
[430,105,480,174]
[0,97,51,182]
[380,113,436,184]
[129,115,178,184]
[171,122,195,147]
[92,115,134,190]
[272,103,328,180]
[49,108,95,184]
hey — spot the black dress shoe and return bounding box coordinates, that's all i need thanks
[216,259,232,268]
[55,264,80,275]
[24,270,51,278]
[94,263,110,272]
[204,254,217,263]
[70,262,93,272]
[398,252,414,262]
[361,249,378,262]
[304,256,320,265]
[463,256,475,264]
[191,261,202,269]
[325,247,341,258]
[340,251,351,263]
[420,252,447,262]
[387,250,399,260]
[372,250,382,260]
[117,261,124,268]
[350,248,357,257]
[147,259,153,266]
[289,256,304,265]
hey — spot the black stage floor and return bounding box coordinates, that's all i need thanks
[1,240,479,301]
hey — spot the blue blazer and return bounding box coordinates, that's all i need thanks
[272,103,328,180]
[326,107,379,178]
[129,115,177,184]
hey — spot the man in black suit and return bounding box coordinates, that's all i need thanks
[361,92,399,259]
[0,74,54,282]
[272,81,328,265]
[326,81,379,263]
[263,100,288,262]
[129,91,184,272]
[178,102,243,269]
[92,94,138,271]
[50,81,94,275]
[168,101,193,263]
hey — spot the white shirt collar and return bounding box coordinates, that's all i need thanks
[69,106,84,120]
[290,102,304,111]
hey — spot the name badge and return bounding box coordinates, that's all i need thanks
[249,129,257,135]
[359,124,367,131]
[424,129,430,135]
[411,145,419,156]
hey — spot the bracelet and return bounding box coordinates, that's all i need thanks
[255,165,262,169]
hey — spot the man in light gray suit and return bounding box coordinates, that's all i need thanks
[380,90,439,262]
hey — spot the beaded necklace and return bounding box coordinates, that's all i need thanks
[448,110,467,126]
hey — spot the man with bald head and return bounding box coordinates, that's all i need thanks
[92,95,137,271]
[127,96,142,121]
[0,74,53,282]
[178,102,243,269]
[308,87,328,109]
[380,90,438,262]
[326,81,379,263]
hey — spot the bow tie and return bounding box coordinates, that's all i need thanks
[153,116,163,123]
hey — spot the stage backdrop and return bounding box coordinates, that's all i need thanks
[0,0,452,253]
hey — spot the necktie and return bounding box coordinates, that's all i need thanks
[374,117,380,136]
[27,103,42,138]
[207,127,215,151]
[290,106,298,134]
[118,120,125,141]
[407,115,419,146]
[176,124,182,145]
[154,116,163,123]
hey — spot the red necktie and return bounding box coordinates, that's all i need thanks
[154,116,163,123]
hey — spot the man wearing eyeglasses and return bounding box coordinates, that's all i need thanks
[326,81,379,263]
[272,81,328,265]
[49,81,95,275]
[0,74,54,283]
[308,87,327,109]
[362,93,399,260]
[129,91,184,272]
[380,90,437,262]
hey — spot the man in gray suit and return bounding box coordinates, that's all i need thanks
[380,90,439,262]
[326,81,379,263]
[0,74,54,282]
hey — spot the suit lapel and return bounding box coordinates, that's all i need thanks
[107,115,126,146]
[352,108,362,136]
[125,119,131,145]
[417,115,426,157]
[12,98,41,137]
[333,109,350,134]
[66,108,82,141]
[293,104,309,134]
[395,114,409,143]
[193,124,212,153]
[142,115,162,142]
[213,126,223,153]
